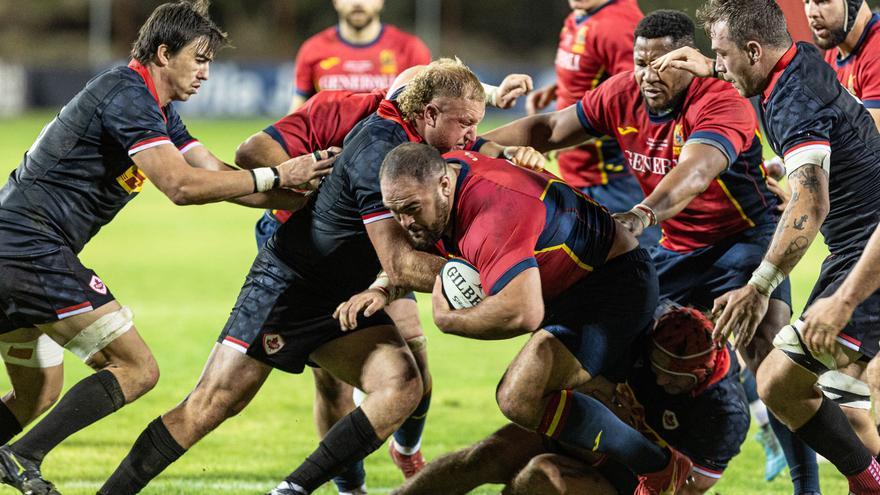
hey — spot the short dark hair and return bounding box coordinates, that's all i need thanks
[697,0,792,49]
[379,143,446,184]
[131,1,228,64]
[634,10,696,48]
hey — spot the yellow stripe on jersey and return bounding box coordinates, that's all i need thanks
[716,178,756,228]
[534,244,594,271]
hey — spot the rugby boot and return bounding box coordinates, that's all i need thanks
[634,446,693,494]
[389,440,426,478]
[0,446,60,495]
[265,482,306,495]
[755,424,786,481]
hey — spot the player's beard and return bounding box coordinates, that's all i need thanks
[344,10,376,30]
[813,25,848,49]
[408,191,450,250]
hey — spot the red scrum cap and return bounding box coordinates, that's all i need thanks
[650,306,719,385]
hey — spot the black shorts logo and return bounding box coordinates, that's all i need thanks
[263,333,285,355]
[89,275,108,295]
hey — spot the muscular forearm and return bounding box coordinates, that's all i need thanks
[483,111,586,153]
[387,250,447,293]
[643,164,715,222]
[435,296,537,340]
[228,189,309,211]
[763,165,829,274]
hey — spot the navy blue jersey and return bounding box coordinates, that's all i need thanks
[630,344,749,479]
[760,42,880,254]
[0,60,198,257]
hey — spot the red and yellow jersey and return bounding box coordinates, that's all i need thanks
[436,151,616,301]
[553,0,643,188]
[825,13,880,110]
[577,73,779,252]
[294,24,430,98]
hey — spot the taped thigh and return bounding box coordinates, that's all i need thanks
[817,370,871,410]
[64,306,134,361]
[772,320,837,375]
[0,334,63,368]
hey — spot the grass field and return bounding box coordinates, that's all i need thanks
[0,112,846,494]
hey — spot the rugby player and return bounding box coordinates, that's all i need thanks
[389,305,749,495]
[289,0,430,113]
[526,0,660,247]
[481,9,816,492]
[652,0,880,491]
[373,143,692,494]
[0,2,338,494]
[97,58,537,495]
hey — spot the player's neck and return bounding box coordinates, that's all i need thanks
[146,64,173,107]
[837,6,873,59]
[338,19,383,45]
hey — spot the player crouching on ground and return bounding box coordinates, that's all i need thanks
[338,142,692,494]
[388,305,749,495]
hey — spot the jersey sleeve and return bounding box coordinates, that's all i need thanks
[459,192,545,295]
[685,88,757,167]
[165,104,200,154]
[351,137,400,223]
[857,55,880,108]
[576,80,617,138]
[102,85,173,156]
[294,40,317,98]
[769,88,834,176]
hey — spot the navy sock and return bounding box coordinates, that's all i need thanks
[740,367,760,403]
[0,401,22,445]
[539,390,668,474]
[769,413,820,494]
[331,461,366,493]
[392,389,431,451]
[795,397,873,476]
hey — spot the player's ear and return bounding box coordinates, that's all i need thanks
[155,44,171,67]
[746,41,762,65]
[424,103,440,127]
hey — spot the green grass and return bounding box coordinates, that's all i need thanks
[0,112,843,494]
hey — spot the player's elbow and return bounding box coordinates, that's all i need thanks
[510,302,544,333]
[234,135,263,170]
[165,181,203,206]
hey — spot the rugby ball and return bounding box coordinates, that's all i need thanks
[441,259,485,309]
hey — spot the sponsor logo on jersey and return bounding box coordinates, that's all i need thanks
[90,275,108,295]
[572,25,589,54]
[317,74,396,91]
[319,56,341,70]
[379,49,398,75]
[116,165,147,194]
[342,59,374,73]
[624,150,676,175]
[263,333,285,355]
[555,48,581,72]
[662,410,680,430]
[618,126,639,135]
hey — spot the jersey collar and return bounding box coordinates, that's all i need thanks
[836,13,880,67]
[574,0,615,23]
[377,99,424,143]
[762,43,797,103]
[127,58,167,123]
[335,23,385,48]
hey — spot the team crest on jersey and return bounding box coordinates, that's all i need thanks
[379,50,398,75]
[672,124,685,156]
[263,333,285,355]
[572,26,589,54]
[116,166,147,194]
[89,275,108,295]
[319,56,341,70]
[662,410,680,430]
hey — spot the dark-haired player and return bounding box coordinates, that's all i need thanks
[0,2,337,494]
[527,0,660,247]
[374,143,692,494]
[653,0,880,492]
[390,305,749,495]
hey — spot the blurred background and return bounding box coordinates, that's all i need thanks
[3,0,874,119]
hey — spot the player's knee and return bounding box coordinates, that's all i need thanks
[756,351,789,408]
[496,384,540,428]
[124,352,160,400]
[512,455,560,493]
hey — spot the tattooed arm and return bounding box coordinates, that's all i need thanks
[711,164,829,349]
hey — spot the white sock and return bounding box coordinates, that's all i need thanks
[393,438,422,455]
[750,400,770,427]
[273,481,308,494]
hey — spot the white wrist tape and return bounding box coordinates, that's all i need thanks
[629,204,657,229]
[748,260,785,296]
[481,83,499,107]
[252,167,276,193]
[368,271,406,302]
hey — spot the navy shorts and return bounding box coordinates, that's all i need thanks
[581,174,661,249]
[651,222,792,311]
[544,248,658,382]
[0,247,115,334]
[217,243,393,374]
[804,250,880,359]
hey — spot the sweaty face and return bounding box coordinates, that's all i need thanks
[333,0,384,30]
[710,21,763,98]
[164,37,211,102]
[381,175,452,250]
[633,36,693,112]
[805,0,849,49]
[649,348,698,395]
[422,97,485,153]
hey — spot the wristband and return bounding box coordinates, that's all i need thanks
[248,170,258,193]
[630,203,657,228]
[481,83,499,107]
[271,167,280,189]
[368,271,406,303]
[748,260,785,296]
[252,167,276,193]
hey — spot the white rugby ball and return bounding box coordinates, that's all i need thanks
[441,259,485,309]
